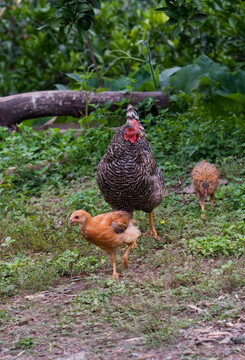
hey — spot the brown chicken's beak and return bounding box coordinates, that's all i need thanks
[68,218,73,225]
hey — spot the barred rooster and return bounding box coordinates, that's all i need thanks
[97,104,164,237]
[191,160,219,215]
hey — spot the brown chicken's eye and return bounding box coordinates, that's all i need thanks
[75,216,79,219]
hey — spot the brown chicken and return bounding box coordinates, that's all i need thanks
[97,104,164,238]
[191,160,219,214]
[68,210,141,279]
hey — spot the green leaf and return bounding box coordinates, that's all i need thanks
[176,0,184,6]
[77,19,91,33]
[213,93,245,115]
[58,27,66,42]
[155,7,168,12]
[199,76,211,86]
[194,13,208,22]
[77,4,92,12]
[172,25,180,38]
[216,70,245,96]
[228,17,236,29]
[87,0,101,9]
[166,9,180,20]
[196,54,225,75]
[55,84,70,90]
[104,76,132,91]
[131,67,152,91]
[159,66,181,88]
[172,64,202,93]
[165,18,178,26]
[66,73,85,84]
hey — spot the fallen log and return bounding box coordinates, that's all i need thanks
[0,90,169,127]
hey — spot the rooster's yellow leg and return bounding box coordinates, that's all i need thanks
[144,212,159,238]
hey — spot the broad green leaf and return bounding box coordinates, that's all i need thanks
[131,67,152,91]
[172,64,202,93]
[196,54,225,76]
[216,70,245,96]
[159,66,181,88]
[214,93,245,115]
[103,76,132,91]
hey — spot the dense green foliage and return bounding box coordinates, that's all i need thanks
[1,0,245,95]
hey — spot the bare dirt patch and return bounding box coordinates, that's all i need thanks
[1,278,245,360]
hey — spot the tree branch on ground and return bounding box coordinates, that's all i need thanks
[0,90,169,127]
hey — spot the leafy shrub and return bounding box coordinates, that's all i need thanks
[160,55,245,117]
[2,0,244,95]
[0,0,83,95]
[187,222,245,256]
[0,125,112,200]
[217,183,245,211]
[54,249,107,276]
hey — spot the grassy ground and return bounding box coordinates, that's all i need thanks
[0,153,245,359]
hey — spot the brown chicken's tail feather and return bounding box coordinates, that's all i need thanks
[123,222,141,245]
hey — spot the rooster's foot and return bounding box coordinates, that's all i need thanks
[143,228,160,239]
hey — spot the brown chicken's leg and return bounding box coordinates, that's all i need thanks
[198,193,206,218]
[107,251,120,280]
[144,211,159,238]
[112,261,120,280]
[210,193,215,210]
[121,243,136,269]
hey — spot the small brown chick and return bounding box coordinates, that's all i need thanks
[191,160,219,215]
[68,210,141,280]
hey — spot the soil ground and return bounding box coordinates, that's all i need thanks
[1,277,245,360]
